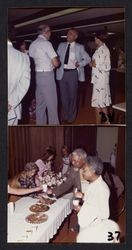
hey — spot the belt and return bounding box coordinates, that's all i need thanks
[64,68,77,71]
[36,70,52,72]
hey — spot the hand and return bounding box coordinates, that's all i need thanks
[74,191,83,199]
[89,62,92,68]
[35,186,43,192]
[92,59,96,67]
[47,188,53,195]
[75,61,79,68]
[73,205,81,212]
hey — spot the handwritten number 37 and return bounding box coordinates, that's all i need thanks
[108,231,120,241]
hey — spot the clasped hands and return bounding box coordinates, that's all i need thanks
[73,191,84,212]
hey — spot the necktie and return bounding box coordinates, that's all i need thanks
[64,43,70,64]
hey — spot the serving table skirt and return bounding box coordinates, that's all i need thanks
[7,195,72,243]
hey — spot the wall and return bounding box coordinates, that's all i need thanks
[96,127,118,162]
[8,126,64,178]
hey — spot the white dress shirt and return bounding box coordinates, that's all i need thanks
[64,42,76,69]
[78,175,110,228]
[77,176,113,243]
[29,35,57,72]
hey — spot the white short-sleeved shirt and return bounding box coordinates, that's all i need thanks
[64,42,76,69]
[29,35,57,72]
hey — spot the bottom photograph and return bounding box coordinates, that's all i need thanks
[8,126,125,243]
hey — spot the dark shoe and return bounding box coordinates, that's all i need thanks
[99,112,110,124]
[99,112,107,123]
[108,113,115,123]
[61,120,68,124]
[67,121,74,124]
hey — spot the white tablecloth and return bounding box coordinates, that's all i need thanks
[8,196,72,243]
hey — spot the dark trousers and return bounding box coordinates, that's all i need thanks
[59,69,78,122]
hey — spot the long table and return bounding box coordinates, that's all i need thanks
[7,195,72,243]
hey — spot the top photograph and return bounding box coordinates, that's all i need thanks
[8,7,125,126]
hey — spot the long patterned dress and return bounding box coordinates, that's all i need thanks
[91,43,111,108]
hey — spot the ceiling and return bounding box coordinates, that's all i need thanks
[8,7,125,41]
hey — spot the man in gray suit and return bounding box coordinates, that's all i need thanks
[47,148,88,198]
[56,28,91,123]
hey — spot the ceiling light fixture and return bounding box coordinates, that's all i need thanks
[16,19,124,39]
[14,8,87,28]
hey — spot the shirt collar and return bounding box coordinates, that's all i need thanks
[38,34,47,41]
[8,40,12,46]
[89,175,102,186]
[98,43,105,50]
[67,41,75,47]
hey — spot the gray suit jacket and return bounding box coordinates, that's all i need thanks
[56,42,91,82]
[53,167,81,198]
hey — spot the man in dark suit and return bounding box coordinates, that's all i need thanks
[47,148,88,197]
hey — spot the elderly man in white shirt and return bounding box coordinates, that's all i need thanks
[29,24,60,125]
[8,26,30,125]
[74,156,120,243]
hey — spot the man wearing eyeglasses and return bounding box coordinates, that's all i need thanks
[47,148,89,197]
[29,24,60,125]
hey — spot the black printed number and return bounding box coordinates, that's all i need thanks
[107,231,120,241]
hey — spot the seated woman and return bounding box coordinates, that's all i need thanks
[73,156,120,243]
[35,146,56,186]
[59,145,71,176]
[8,162,39,202]
[18,162,39,188]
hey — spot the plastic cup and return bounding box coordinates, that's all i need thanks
[42,184,47,192]
[73,199,79,206]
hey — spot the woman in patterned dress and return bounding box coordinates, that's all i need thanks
[35,146,56,186]
[89,32,111,124]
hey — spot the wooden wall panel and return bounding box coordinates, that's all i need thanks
[71,126,97,155]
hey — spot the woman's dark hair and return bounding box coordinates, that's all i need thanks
[94,31,108,43]
[41,146,56,162]
[61,145,70,154]
[15,39,26,50]
[8,24,16,42]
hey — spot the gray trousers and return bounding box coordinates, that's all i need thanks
[36,71,59,125]
[59,69,78,122]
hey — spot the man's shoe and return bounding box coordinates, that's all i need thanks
[99,112,107,123]
[61,120,68,124]
[108,113,115,123]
